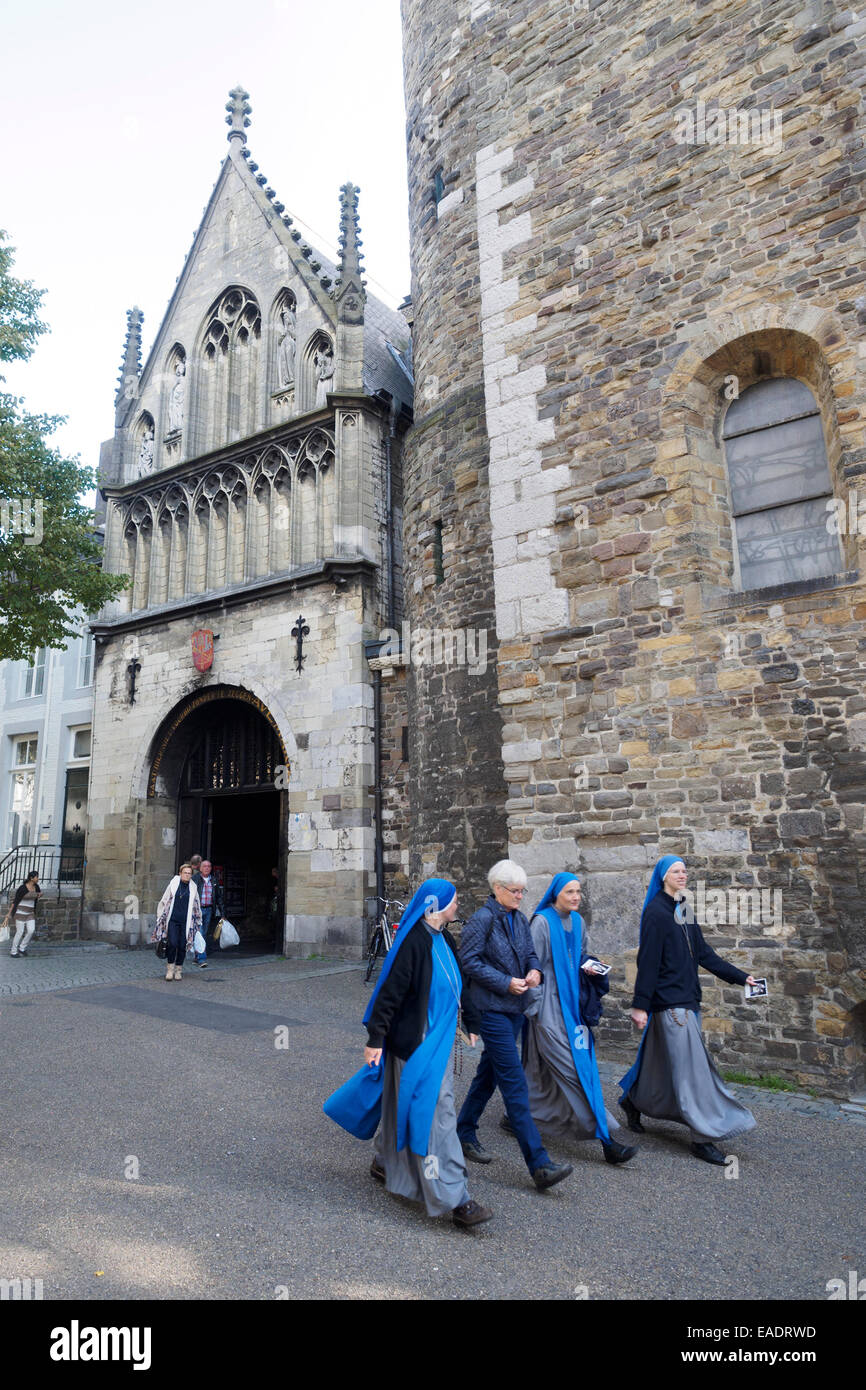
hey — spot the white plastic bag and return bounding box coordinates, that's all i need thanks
[0,922,9,943]
[219,919,239,949]
[193,930,206,955]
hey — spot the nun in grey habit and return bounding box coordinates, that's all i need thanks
[324,878,493,1228]
[619,855,758,1165]
[520,872,636,1165]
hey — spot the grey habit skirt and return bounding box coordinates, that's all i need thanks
[524,1018,620,1141]
[374,1050,470,1217]
[627,1009,756,1144]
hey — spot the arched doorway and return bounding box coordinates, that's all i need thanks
[147,686,288,952]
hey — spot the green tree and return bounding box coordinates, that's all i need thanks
[0,231,126,660]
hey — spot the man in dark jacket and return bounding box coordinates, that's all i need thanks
[456,860,573,1192]
[192,860,225,967]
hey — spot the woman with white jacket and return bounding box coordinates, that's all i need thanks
[153,863,202,981]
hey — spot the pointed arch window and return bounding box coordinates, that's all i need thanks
[723,379,841,591]
[199,288,262,449]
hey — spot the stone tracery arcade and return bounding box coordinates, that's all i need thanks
[108,425,337,613]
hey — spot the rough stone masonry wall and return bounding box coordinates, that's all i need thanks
[402,0,866,1091]
[401,11,510,898]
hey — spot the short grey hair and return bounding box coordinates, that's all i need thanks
[488,859,527,890]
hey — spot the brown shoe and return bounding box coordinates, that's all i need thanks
[370,1158,386,1183]
[175,965,182,980]
[452,1199,493,1228]
[165,964,174,981]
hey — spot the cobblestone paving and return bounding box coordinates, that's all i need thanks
[0,942,358,997]
[3,942,862,1127]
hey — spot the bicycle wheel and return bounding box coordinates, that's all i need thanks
[364,925,382,983]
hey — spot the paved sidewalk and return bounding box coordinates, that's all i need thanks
[0,959,863,1300]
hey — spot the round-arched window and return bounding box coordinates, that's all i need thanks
[723,378,841,590]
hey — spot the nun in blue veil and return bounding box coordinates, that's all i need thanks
[521,873,636,1165]
[324,879,492,1228]
[618,855,758,1165]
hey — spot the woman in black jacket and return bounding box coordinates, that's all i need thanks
[3,870,41,958]
[325,878,492,1229]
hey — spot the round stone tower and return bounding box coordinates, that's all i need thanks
[401,0,866,1092]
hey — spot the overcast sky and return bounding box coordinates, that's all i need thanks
[3,0,410,473]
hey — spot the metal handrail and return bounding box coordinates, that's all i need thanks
[0,845,85,901]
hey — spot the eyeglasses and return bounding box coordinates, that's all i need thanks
[504,887,525,896]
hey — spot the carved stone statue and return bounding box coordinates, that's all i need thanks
[138,426,154,476]
[277,305,296,386]
[168,360,186,433]
[314,345,335,408]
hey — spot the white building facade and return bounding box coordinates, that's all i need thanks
[0,631,94,887]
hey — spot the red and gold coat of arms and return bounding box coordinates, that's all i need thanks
[191,629,214,672]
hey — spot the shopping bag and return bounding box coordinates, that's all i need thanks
[193,930,206,955]
[219,919,239,949]
[213,918,223,940]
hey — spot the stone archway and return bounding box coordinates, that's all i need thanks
[142,685,289,952]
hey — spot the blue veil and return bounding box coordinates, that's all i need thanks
[362,878,456,1026]
[324,878,457,1148]
[639,854,684,934]
[531,872,610,1142]
[619,853,685,1097]
[534,871,581,917]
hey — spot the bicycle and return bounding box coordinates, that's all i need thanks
[364,897,405,982]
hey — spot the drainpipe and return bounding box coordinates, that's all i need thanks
[364,640,386,918]
[385,399,397,629]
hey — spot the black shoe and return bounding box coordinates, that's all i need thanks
[602,1139,637,1165]
[532,1161,573,1191]
[691,1142,727,1166]
[618,1096,645,1133]
[198,961,208,969]
[370,1158,386,1183]
[460,1138,493,1164]
[452,1199,493,1228]
[499,1115,515,1137]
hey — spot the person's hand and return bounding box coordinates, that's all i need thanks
[630,1008,648,1029]
[364,1047,382,1067]
[745,975,757,987]
[468,1034,478,1048]
[583,960,607,974]
[524,969,541,988]
[508,977,529,995]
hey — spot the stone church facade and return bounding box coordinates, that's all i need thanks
[87,88,412,955]
[399,0,866,1093]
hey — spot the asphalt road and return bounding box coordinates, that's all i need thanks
[1,949,863,1301]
